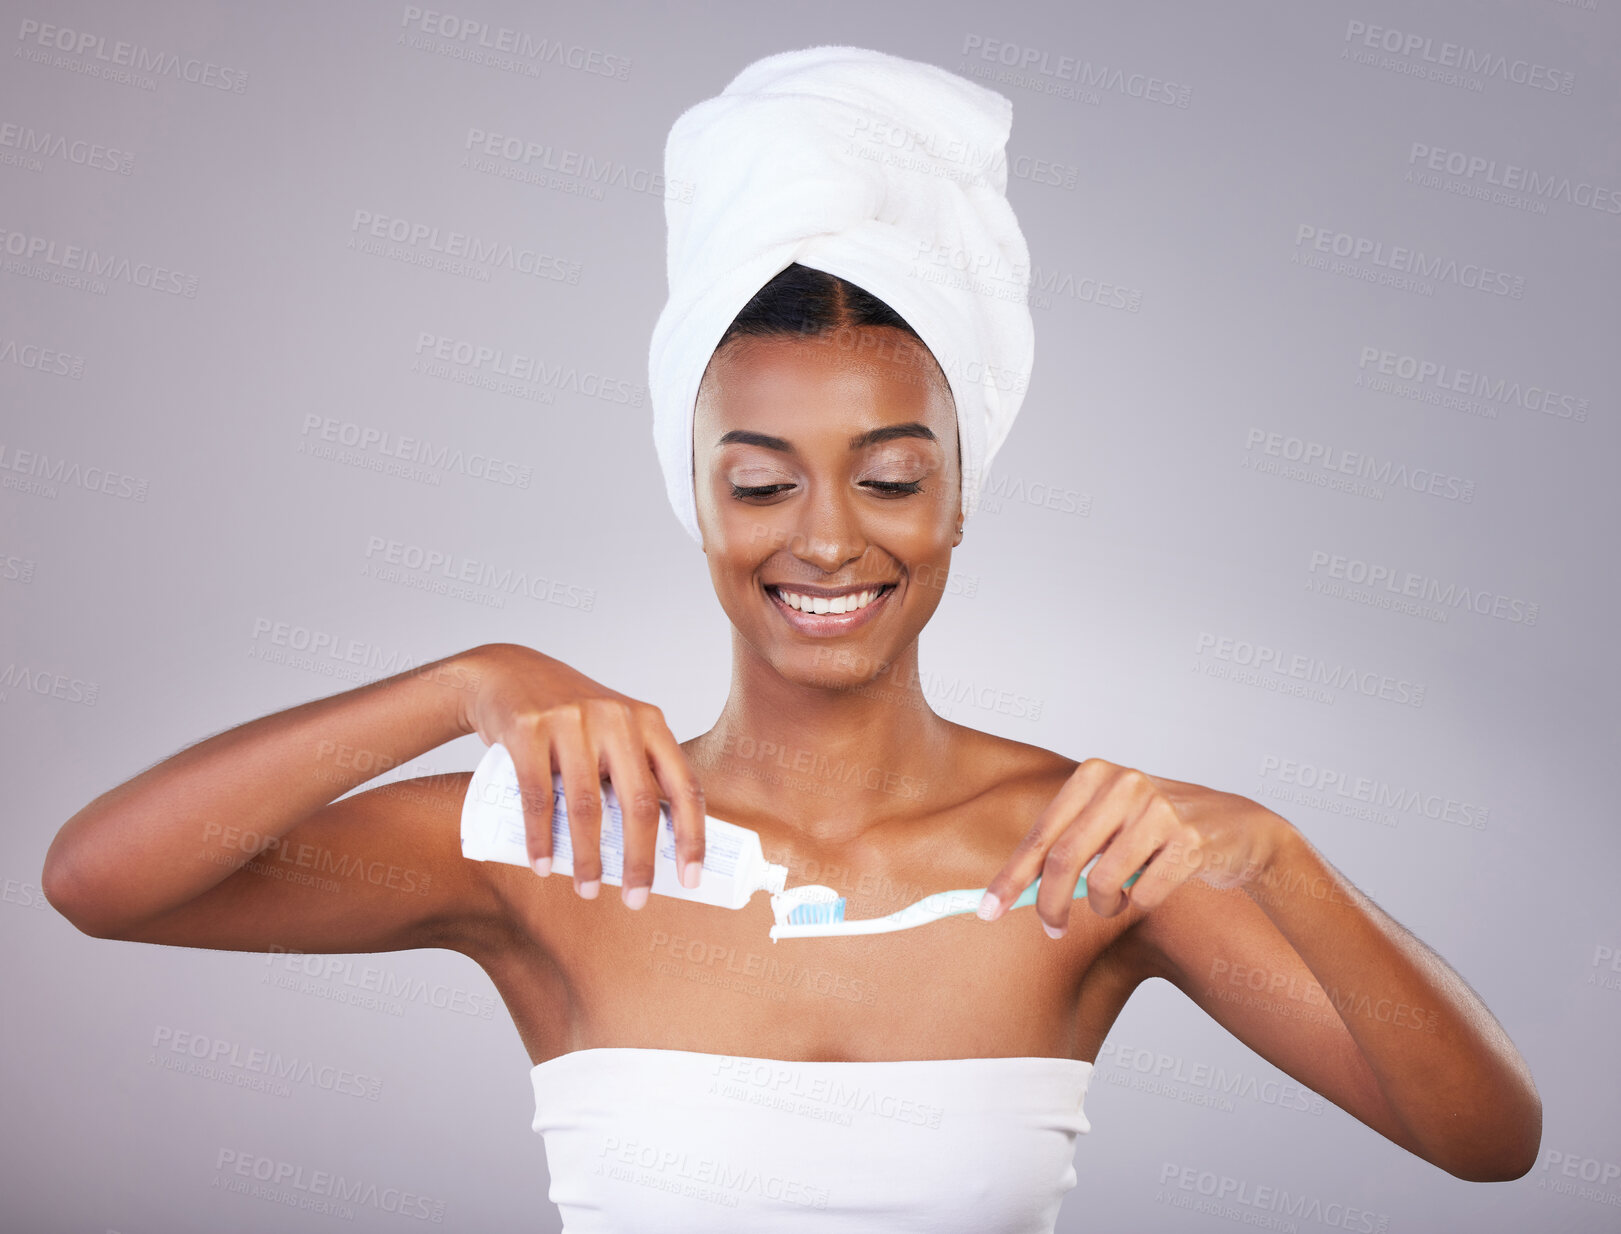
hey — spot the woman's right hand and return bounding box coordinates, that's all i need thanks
[460,643,707,909]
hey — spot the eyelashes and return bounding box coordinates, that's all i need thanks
[865,481,925,497]
[729,480,924,500]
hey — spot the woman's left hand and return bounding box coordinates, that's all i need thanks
[976,758,1291,937]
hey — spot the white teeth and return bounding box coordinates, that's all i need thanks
[776,587,883,615]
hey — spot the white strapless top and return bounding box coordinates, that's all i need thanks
[530,1046,1094,1233]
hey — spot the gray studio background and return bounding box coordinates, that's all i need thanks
[3,1,1617,1231]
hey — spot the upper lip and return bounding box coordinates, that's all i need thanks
[765,582,896,598]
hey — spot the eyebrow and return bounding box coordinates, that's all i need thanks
[716,422,938,453]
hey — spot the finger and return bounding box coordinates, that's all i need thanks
[594,707,666,910]
[979,759,1111,921]
[507,725,558,878]
[1035,770,1153,931]
[1079,787,1173,919]
[639,714,707,891]
[1113,816,1204,913]
[551,706,604,898]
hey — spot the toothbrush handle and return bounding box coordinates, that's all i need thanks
[1006,867,1143,911]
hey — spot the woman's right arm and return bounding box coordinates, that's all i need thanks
[39,642,707,955]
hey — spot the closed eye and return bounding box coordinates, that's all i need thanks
[728,481,925,501]
[866,480,924,496]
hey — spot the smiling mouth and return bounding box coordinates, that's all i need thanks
[765,584,896,616]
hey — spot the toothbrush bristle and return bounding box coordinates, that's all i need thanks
[786,898,846,926]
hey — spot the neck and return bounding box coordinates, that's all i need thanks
[689,634,957,844]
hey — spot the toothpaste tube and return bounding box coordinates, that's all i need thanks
[460,741,787,909]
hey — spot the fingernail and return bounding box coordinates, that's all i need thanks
[531,856,551,878]
[681,861,702,889]
[1043,920,1066,940]
[976,891,1001,921]
[624,885,649,910]
[578,878,600,900]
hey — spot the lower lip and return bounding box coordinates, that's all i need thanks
[766,585,894,636]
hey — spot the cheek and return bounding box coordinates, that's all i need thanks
[883,492,959,547]
[708,503,780,558]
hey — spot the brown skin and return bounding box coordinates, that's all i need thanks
[41,325,1539,1184]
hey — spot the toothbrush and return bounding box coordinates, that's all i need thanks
[768,857,1143,942]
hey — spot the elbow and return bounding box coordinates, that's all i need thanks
[41,837,127,940]
[1443,1144,1539,1183]
[1435,1094,1543,1183]
[1485,1100,1543,1183]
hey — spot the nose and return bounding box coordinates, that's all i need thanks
[788,477,866,573]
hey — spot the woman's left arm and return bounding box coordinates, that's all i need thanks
[977,759,1542,1181]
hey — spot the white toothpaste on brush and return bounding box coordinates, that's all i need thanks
[460,741,788,909]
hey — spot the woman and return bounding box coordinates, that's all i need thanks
[41,46,1539,1234]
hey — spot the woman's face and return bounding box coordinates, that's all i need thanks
[693,325,962,688]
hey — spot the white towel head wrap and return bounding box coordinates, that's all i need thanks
[648,45,1034,546]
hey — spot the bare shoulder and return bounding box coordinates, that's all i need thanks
[945,721,1081,807]
[928,722,1086,869]
[945,723,1171,970]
